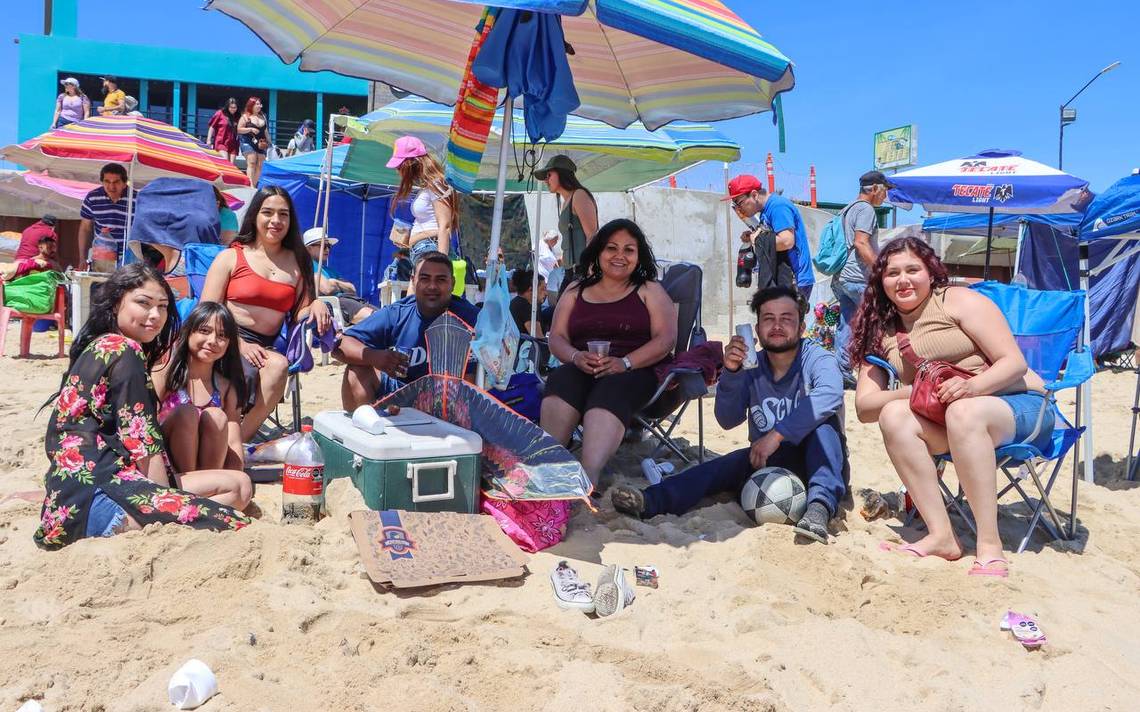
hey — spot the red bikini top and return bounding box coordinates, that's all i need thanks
[225,243,300,313]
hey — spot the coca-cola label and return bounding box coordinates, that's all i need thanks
[283,463,324,496]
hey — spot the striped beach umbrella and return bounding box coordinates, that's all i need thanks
[337,95,740,192]
[207,0,795,131]
[1,115,251,187]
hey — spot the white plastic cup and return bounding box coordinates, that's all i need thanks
[168,659,218,710]
[587,340,610,357]
[734,324,759,369]
[351,405,386,435]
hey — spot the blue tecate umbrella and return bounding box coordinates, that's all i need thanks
[889,150,1091,279]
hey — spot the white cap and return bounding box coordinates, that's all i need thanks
[60,77,80,88]
[302,227,338,247]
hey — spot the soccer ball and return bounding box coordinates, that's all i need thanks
[740,467,807,525]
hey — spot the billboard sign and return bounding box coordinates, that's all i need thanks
[874,125,917,170]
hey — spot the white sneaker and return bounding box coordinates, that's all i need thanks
[550,561,595,611]
[592,565,634,618]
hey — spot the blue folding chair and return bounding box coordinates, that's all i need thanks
[867,282,1091,553]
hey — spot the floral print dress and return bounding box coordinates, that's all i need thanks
[35,334,250,549]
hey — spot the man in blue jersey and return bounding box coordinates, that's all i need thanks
[78,163,135,272]
[612,286,847,544]
[335,252,480,409]
[726,174,815,303]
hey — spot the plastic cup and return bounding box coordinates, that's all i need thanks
[168,658,218,710]
[587,341,610,357]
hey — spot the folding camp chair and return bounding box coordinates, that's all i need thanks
[867,282,1091,553]
[634,261,708,464]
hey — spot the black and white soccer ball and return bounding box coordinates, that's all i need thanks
[740,467,807,525]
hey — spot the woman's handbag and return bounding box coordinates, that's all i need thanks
[896,331,976,425]
[256,136,269,151]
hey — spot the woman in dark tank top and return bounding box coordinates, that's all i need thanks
[541,219,676,490]
[535,154,598,285]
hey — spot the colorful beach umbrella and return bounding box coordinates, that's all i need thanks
[888,150,1090,278]
[207,0,795,131]
[337,96,741,192]
[1,115,251,187]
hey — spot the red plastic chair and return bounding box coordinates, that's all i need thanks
[0,282,67,358]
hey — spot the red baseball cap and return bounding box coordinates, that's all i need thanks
[722,174,764,201]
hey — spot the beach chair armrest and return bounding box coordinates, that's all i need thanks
[1045,349,1095,393]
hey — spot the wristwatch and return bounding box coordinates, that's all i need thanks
[622,356,633,371]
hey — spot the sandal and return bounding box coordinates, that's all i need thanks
[610,486,646,519]
[968,558,1010,578]
[1001,610,1046,648]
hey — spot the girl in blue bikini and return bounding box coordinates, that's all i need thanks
[153,302,247,474]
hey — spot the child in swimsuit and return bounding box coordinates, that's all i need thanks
[151,303,248,474]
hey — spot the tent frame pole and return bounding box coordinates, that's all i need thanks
[723,162,734,331]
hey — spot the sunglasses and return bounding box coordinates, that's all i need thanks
[731,195,749,209]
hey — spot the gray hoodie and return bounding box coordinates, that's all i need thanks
[714,339,844,445]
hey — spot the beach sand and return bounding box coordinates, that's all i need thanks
[0,334,1138,711]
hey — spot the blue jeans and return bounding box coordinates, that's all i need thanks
[998,392,1055,452]
[640,418,849,518]
[833,279,866,380]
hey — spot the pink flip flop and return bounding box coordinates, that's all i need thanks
[879,541,926,557]
[1001,610,1046,648]
[878,541,963,561]
[969,558,1010,578]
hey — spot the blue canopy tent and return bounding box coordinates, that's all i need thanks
[1080,173,1140,482]
[260,146,400,304]
[921,212,1140,358]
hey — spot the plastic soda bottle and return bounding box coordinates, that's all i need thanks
[282,425,325,523]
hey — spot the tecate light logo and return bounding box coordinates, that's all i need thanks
[959,160,1017,175]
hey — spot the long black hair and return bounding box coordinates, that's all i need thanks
[221,97,240,126]
[574,218,657,289]
[234,186,315,314]
[162,302,247,407]
[70,262,178,371]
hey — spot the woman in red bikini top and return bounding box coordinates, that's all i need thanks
[200,186,331,441]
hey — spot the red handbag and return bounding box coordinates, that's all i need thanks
[896,331,976,425]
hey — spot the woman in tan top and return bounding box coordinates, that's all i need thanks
[850,237,1052,577]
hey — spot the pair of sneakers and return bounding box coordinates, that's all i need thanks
[549,561,634,617]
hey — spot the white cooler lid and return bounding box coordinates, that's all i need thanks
[312,407,483,460]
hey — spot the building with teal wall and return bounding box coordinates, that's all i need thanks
[18,0,368,148]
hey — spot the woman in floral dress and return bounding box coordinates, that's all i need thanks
[36,263,252,549]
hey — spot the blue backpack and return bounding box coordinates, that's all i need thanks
[813,201,865,276]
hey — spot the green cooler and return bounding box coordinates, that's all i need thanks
[312,407,482,513]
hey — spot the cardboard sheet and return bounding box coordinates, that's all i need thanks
[350,509,527,589]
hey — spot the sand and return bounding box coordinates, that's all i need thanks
[1,332,1138,711]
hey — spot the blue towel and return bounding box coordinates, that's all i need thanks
[129,177,222,251]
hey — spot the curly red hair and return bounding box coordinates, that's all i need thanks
[243,96,262,115]
[847,236,949,367]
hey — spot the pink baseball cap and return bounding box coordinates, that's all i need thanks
[386,135,428,168]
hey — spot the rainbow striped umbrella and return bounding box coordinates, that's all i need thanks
[337,95,740,191]
[1,115,250,187]
[206,0,795,131]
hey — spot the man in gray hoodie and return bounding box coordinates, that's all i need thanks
[612,286,848,543]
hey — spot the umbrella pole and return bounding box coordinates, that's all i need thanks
[982,206,995,281]
[723,162,734,330]
[530,179,543,333]
[487,95,514,273]
[122,159,136,268]
[317,114,336,283]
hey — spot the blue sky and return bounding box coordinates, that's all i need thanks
[1,1,1137,220]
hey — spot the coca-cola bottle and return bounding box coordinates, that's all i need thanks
[736,243,756,288]
[282,425,325,524]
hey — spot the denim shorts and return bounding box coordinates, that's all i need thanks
[409,237,439,263]
[85,488,128,538]
[997,392,1054,452]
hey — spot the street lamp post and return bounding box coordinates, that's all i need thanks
[1058,61,1121,169]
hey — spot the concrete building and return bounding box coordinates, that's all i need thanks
[17,0,369,148]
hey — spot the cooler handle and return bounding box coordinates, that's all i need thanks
[407,460,457,503]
